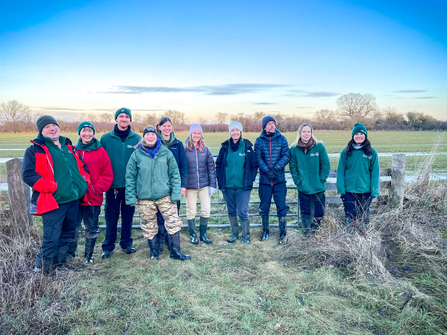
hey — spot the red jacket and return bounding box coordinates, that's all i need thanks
[75,145,113,206]
[22,136,91,215]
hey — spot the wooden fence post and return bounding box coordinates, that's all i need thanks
[389,154,406,210]
[6,158,33,230]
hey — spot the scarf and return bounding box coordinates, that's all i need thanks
[298,138,314,154]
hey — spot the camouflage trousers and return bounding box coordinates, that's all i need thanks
[138,196,182,240]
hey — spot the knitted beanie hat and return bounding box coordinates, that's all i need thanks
[143,125,157,137]
[189,124,203,136]
[114,107,132,121]
[229,121,243,135]
[36,115,59,133]
[77,121,95,135]
[351,122,368,137]
[261,116,276,129]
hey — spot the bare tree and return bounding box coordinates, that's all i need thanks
[165,110,185,125]
[99,113,112,123]
[336,93,378,119]
[0,100,32,123]
[215,112,229,124]
[254,112,266,120]
[314,109,337,123]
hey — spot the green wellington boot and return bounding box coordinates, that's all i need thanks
[227,216,239,243]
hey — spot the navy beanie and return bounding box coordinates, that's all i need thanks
[262,116,276,129]
[143,125,157,137]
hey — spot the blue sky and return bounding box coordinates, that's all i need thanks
[1,0,446,121]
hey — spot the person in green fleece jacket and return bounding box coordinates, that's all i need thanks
[125,126,191,261]
[337,122,380,234]
[289,123,330,237]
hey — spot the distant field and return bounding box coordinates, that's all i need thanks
[1,131,446,175]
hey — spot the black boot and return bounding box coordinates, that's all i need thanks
[35,258,54,276]
[168,232,191,261]
[199,217,212,243]
[227,216,239,243]
[241,220,250,244]
[84,238,96,264]
[148,237,159,260]
[53,244,68,269]
[302,216,312,237]
[261,215,269,241]
[187,219,198,244]
[67,240,77,260]
[278,217,287,245]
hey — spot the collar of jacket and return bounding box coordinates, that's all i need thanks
[260,129,281,139]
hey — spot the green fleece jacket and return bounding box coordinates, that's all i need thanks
[125,144,181,206]
[289,142,330,195]
[336,147,380,197]
[100,128,141,188]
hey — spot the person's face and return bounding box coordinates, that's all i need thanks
[80,127,94,144]
[300,126,312,142]
[159,121,172,138]
[192,130,202,144]
[41,123,60,141]
[144,132,157,145]
[353,132,366,145]
[116,113,131,130]
[230,128,241,142]
[264,121,276,134]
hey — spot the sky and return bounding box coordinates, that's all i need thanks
[1,0,446,121]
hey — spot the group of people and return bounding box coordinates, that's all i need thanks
[22,108,380,275]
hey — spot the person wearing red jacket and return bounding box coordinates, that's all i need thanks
[67,121,113,264]
[22,115,90,275]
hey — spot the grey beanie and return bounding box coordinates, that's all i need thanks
[36,115,60,133]
[189,124,203,136]
[229,121,243,135]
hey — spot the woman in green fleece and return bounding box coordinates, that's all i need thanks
[289,123,330,236]
[336,122,380,233]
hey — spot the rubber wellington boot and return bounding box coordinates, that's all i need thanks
[187,219,198,244]
[261,215,269,241]
[84,238,96,264]
[241,220,250,244]
[278,217,287,245]
[227,216,239,243]
[168,232,191,261]
[148,237,159,260]
[199,217,212,243]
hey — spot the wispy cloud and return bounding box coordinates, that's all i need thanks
[254,102,276,105]
[287,90,340,97]
[416,96,436,99]
[297,107,313,109]
[97,84,288,96]
[394,90,427,93]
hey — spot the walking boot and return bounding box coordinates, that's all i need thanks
[227,216,239,243]
[148,237,159,260]
[187,219,199,244]
[168,232,191,261]
[84,238,96,264]
[67,240,78,261]
[41,258,54,276]
[241,220,250,244]
[278,217,287,245]
[101,250,113,259]
[199,217,212,243]
[260,215,269,241]
[53,244,68,269]
[302,216,312,237]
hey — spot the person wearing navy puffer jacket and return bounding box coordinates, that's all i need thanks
[254,116,290,245]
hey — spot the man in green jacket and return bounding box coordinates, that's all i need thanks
[100,107,142,258]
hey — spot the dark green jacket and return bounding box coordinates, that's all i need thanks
[125,144,181,206]
[289,142,330,195]
[225,140,246,189]
[100,128,141,188]
[336,147,380,197]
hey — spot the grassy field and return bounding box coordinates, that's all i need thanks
[1,131,447,175]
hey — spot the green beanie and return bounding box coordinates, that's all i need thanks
[78,121,96,135]
[36,115,59,133]
[351,122,368,137]
[115,107,132,122]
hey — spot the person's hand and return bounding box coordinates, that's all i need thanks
[267,169,278,180]
[181,187,186,196]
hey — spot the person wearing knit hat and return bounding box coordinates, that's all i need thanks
[337,122,379,235]
[23,115,90,275]
[99,107,142,259]
[184,124,217,244]
[143,125,157,137]
[254,115,290,244]
[67,121,113,264]
[216,120,257,244]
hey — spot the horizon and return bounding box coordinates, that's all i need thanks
[1,0,446,120]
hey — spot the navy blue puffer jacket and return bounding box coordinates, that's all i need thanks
[185,145,217,189]
[254,129,290,185]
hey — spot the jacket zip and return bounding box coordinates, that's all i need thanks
[195,147,200,189]
[269,137,273,186]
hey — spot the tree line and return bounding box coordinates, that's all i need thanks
[1,94,446,133]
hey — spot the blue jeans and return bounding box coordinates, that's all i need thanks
[342,192,372,224]
[223,188,251,221]
[102,187,135,252]
[258,183,289,217]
